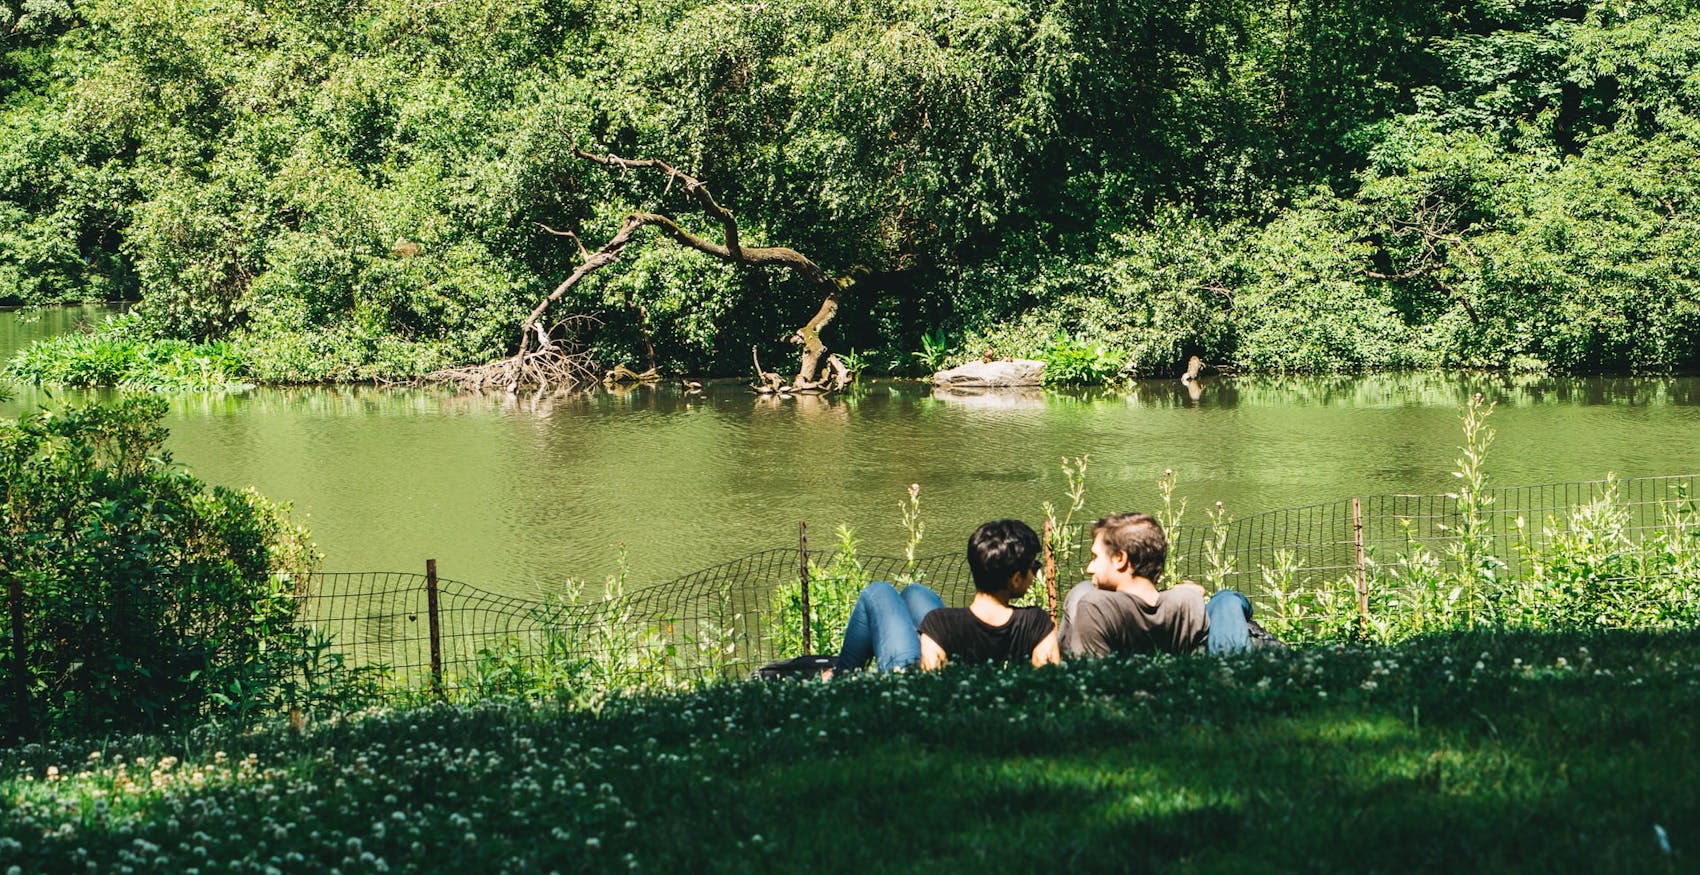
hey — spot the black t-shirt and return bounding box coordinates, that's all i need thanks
[916,606,1055,666]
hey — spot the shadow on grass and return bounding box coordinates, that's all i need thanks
[3,627,1694,873]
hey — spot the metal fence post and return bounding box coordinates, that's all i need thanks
[6,570,35,742]
[426,559,443,693]
[798,522,811,653]
[1352,497,1369,637]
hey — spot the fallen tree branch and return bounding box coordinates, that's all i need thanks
[433,150,857,394]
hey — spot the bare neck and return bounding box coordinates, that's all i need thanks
[1115,576,1161,607]
[969,591,1015,626]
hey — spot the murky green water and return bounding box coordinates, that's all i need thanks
[6,306,1700,598]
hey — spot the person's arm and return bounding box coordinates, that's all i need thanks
[1030,629,1060,667]
[919,632,948,670]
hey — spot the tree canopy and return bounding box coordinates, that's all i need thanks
[3,0,1699,380]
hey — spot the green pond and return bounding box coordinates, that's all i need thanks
[5,305,1700,599]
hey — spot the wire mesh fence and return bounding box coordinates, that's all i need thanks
[294,473,1700,684]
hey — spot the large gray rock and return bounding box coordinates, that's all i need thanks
[932,358,1046,387]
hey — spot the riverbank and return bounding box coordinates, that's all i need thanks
[2,626,1692,873]
[7,310,1700,598]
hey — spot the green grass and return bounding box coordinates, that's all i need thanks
[2,627,1696,873]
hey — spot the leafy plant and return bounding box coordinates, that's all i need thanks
[1035,454,1090,612]
[1202,500,1235,592]
[899,482,924,583]
[1040,332,1128,386]
[767,524,872,658]
[911,328,954,374]
[0,397,331,736]
[1155,468,1188,582]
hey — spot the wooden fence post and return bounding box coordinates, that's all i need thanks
[6,571,35,742]
[1042,519,1059,623]
[426,559,443,694]
[798,522,811,654]
[1352,497,1369,638]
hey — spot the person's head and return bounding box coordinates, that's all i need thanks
[967,519,1042,595]
[1088,513,1167,588]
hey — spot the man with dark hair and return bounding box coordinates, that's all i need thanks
[832,519,1059,673]
[1059,513,1261,658]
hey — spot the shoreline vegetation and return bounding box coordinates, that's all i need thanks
[5,2,1700,388]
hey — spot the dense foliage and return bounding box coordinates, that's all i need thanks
[3,0,1700,381]
[0,397,348,737]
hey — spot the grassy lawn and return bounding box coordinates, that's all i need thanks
[3,627,1695,873]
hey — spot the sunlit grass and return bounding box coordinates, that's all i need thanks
[2,627,1695,872]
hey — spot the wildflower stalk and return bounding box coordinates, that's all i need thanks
[1203,500,1234,591]
[1039,455,1089,611]
[1447,393,1500,626]
[899,482,924,584]
[1156,468,1187,582]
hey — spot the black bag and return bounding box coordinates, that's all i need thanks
[754,655,836,680]
[1247,619,1288,650]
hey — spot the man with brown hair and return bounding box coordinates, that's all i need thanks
[1058,512,1260,657]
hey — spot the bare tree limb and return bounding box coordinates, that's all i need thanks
[534,222,591,262]
[434,150,857,394]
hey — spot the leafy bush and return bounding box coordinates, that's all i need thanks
[0,397,336,737]
[1040,332,1128,386]
[5,314,253,390]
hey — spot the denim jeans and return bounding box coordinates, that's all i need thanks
[834,582,946,672]
[1205,589,1254,655]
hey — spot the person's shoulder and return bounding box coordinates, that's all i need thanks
[918,606,972,630]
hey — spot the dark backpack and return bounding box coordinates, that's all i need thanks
[753,655,836,680]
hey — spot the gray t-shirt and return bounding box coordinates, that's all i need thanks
[1059,582,1209,657]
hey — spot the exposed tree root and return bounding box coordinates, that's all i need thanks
[604,364,660,384]
[428,317,601,393]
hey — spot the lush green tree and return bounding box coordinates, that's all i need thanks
[4,0,1700,383]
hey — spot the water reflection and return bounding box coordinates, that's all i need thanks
[933,387,1049,409]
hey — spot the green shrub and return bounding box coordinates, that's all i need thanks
[1040,332,1128,386]
[5,314,253,390]
[0,397,333,737]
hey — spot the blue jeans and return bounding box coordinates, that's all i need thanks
[1206,589,1254,655]
[834,582,946,672]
